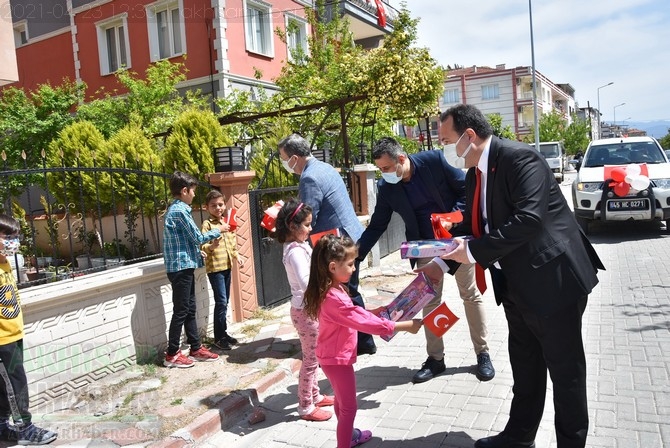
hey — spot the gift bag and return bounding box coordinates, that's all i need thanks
[260,200,284,233]
[430,210,463,239]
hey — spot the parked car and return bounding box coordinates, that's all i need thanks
[536,141,565,182]
[572,136,670,234]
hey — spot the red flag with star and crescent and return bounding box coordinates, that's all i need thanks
[423,302,460,338]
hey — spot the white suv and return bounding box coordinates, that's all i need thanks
[572,136,670,233]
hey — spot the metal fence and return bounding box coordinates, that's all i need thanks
[0,159,213,289]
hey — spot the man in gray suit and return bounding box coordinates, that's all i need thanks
[278,134,377,355]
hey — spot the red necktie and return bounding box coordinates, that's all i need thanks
[472,168,487,294]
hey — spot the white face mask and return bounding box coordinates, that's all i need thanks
[0,237,20,257]
[281,156,297,174]
[443,132,472,169]
[381,162,403,184]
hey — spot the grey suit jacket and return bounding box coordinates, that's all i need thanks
[299,158,363,241]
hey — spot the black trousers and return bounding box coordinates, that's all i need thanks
[500,277,588,447]
[349,259,376,351]
[0,339,31,425]
[166,269,202,355]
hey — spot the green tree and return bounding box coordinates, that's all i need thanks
[537,110,567,142]
[77,60,205,137]
[46,121,107,217]
[563,115,591,156]
[487,113,517,140]
[163,109,230,177]
[658,129,670,149]
[0,81,83,167]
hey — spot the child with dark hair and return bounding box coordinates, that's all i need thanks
[201,190,244,350]
[304,235,423,447]
[163,172,228,368]
[275,198,334,422]
[0,214,57,445]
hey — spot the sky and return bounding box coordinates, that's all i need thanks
[393,0,670,123]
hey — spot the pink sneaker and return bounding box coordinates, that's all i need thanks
[189,346,219,362]
[316,395,335,407]
[163,352,194,368]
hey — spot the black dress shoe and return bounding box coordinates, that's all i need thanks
[474,433,535,448]
[476,352,495,381]
[412,356,446,383]
[357,345,377,355]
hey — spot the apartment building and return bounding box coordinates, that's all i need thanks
[412,64,576,143]
[7,0,395,102]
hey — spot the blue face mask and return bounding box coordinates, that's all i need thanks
[381,163,402,184]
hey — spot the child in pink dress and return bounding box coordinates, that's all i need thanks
[304,235,423,447]
[275,198,334,422]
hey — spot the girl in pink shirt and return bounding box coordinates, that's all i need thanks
[275,198,334,422]
[304,235,422,447]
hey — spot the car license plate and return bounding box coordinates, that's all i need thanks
[607,199,649,211]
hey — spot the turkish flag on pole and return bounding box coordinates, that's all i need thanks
[423,302,459,338]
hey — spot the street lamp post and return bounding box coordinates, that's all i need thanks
[614,102,626,126]
[597,82,614,139]
[529,0,539,150]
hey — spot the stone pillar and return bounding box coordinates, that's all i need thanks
[352,163,379,216]
[352,163,381,267]
[208,171,258,322]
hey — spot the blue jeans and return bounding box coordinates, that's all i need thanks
[166,269,201,355]
[207,270,231,342]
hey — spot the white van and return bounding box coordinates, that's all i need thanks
[537,141,565,182]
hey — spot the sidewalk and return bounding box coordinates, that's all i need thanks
[9,250,419,448]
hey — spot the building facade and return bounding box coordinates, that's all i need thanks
[7,0,396,103]
[435,64,577,141]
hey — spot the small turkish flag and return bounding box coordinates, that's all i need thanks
[423,302,459,338]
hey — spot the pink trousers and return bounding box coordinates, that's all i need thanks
[321,363,357,448]
[290,307,323,415]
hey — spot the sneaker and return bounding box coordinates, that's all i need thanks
[8,423,57,446]
[351,428,372,447]
[0,420,15,441]
[476,352,495,381]
[164,352,194,368]
[300,407,333,422]
[189,346,219,362]
[223,333,239,345]
[213,339,232,350]
[315,395,335,407]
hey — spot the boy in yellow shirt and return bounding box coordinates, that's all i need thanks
[201,190,244,350]
[0,214,57,445]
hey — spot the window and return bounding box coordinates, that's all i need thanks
[244,0,274,57]
[96,16,130,75]
[285,14,308,63]
[147,0,186,62]
[13,21,28,47]
[442,88,460,104]
[481,84,499,100]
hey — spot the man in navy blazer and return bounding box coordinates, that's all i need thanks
[357,137,495,384]
[278,134,376,355]
[421,105,605,448]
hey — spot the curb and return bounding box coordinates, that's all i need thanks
[149,358,302,447]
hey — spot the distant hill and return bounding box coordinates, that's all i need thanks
[626,121,670,138]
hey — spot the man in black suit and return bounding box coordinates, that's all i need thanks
[420,104,604,448]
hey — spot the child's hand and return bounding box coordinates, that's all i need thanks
[200,250,207,259]
[237,255,246,267]
[218,223,230,233]
[407,318,423,334]
[395,318,423,334]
